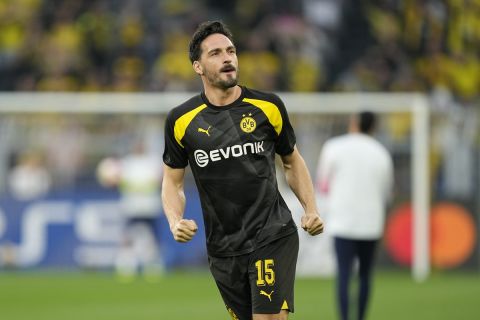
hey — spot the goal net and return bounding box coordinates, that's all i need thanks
[0,92,430,281]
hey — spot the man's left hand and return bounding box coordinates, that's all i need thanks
[301,213,324,236]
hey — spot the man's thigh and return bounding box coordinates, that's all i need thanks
[208,232,299,320]
[253,309,289,320]
[249,232,299,316]
[208,253,252,320]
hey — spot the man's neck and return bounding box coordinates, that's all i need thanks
[203,85,241,106]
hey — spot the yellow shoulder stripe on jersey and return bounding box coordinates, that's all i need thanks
[174,104,207,147]
[243,98,282,136]
[281,300,289,310]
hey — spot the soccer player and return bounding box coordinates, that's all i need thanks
[317,112,394,320]
[113,142,164,280]
[162,21,324,320]
[97,141,164,280]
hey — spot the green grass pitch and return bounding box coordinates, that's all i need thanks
[1,269,479,319]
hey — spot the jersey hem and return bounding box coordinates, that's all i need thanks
[206,227,298,258]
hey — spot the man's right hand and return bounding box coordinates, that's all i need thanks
[171,219,198,243]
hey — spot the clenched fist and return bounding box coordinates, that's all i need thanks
[301,213,324,236]
[171,219,198,243]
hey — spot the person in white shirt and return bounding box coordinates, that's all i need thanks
[317,111,393,320]
[115,144,164,281]
[98,141,164,280]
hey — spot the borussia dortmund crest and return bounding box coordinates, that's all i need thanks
[240,113,256,133]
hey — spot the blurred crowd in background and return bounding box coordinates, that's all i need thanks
[0,0,478,107]
[0,0,479,216]
[0,0,479,270]
[0,0,479,222]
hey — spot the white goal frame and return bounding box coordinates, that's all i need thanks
[0,92,430,281]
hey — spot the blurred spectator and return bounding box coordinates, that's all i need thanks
[8,151,51,201]
[97,141,164,281]
[41,118,87,187]
[237,34,281,91]
[151,31,199,91]
[317,111,394,320]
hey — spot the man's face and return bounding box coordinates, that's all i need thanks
[194,33,238,89]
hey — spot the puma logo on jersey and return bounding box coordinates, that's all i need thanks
[198,125,212,136]
[260,290,274,302]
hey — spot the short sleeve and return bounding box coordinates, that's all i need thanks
[163,110,188,168]
[273,95,296,156]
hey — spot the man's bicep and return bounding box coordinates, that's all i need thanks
[280,145,300,167]
[162,164,186,189]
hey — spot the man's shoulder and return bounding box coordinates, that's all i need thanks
[243,86,282,105]
[360,135,391,154]
[326,134,350,146]
[167,94,205,120]
[323,134,363,155]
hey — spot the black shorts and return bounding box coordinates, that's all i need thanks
[208,232,299,320]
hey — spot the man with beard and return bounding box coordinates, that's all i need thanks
[162,21,324,320]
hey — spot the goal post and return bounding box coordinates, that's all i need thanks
[280,92,430,282]
[0,92,430,281]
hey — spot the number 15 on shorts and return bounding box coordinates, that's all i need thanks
[255,259,275,286]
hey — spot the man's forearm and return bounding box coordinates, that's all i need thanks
[162,186,186,229]
[161,167,187,230]
[283,151,318,214]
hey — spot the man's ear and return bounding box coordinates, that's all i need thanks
[193,61,203,75]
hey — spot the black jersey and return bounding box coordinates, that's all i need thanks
[163,86,297,257]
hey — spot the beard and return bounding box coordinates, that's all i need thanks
[204,66,239,89]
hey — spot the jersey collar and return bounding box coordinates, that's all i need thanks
[201,86,246,110]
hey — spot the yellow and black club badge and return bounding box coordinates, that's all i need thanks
[240,113,256,133]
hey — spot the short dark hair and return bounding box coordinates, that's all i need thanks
[189,21,234,63]
[358,111,377,133]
